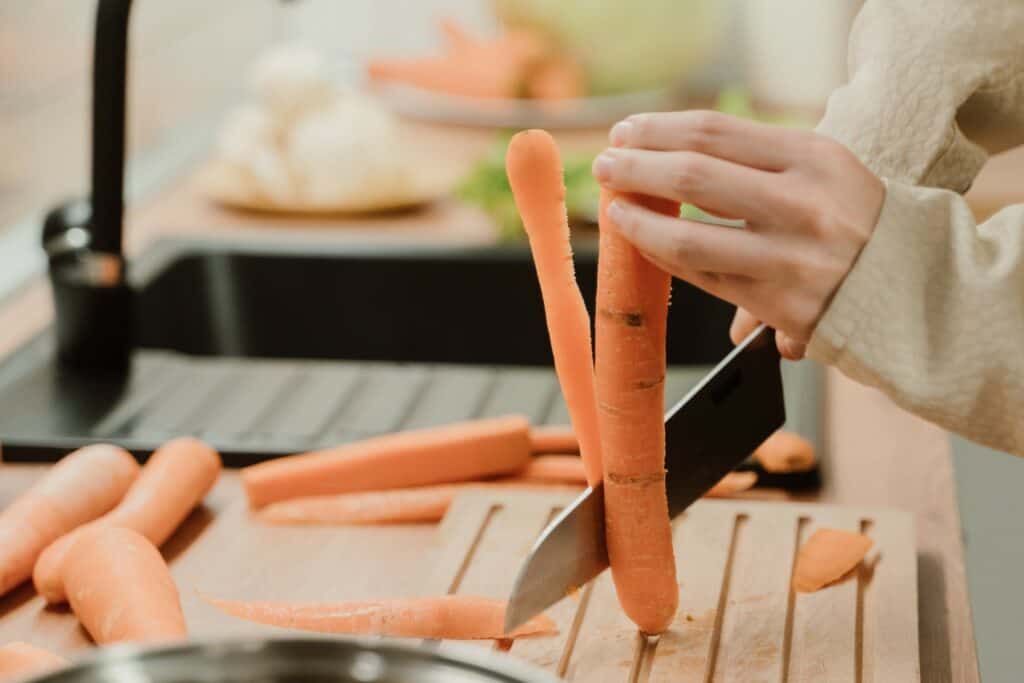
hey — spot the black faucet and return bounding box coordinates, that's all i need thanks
[43,0,134,373]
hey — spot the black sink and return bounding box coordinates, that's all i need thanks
[0,237,821,490]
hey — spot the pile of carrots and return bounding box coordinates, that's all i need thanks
[368,18,585,101]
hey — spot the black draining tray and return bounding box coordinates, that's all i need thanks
[0,238,822,490]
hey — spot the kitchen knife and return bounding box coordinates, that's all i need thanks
[504,324,784,632]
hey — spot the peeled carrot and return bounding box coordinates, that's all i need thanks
[596,188,680,635]
[528,425,579,455]
[754,430,816,473]
[520,455,587,484]
[704,471,758,498]
[793,528,873,593]
[258,479,582,526]
[33,437,221,605]
[0,642,67,681]
[63,527,186,645]
[242,415,532,509]
[205,594,556,641]
[0,444,138,597]
[507,130,603,487]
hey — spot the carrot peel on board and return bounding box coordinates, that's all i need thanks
[507,130,603,487]
[0,444,139,598]
[63,527,187,645]
[242,415,532,509]
[754,430,816,473]
[33,437,222,605]
[258,479,582,526]
[792,528,873,593]
[0,642,68,681]
[527,425,579,455]
[704,471,758,498]
[596,188,680,635]
[204,594,557,641]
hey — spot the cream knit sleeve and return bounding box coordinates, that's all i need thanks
[807,0,1024,454]
[816,0,1024,192]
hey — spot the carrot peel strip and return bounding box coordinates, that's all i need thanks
[792,528,873,593]
[204,594,557,641]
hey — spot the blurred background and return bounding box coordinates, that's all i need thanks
[0,2,1022,678]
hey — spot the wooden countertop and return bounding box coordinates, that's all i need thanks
[1,122,1010,682]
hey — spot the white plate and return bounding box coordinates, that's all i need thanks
[371,81,682,129]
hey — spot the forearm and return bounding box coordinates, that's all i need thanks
[816,0,1024,192]
[809,182,1024,455]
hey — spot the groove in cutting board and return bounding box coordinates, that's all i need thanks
[426,492,919,682]
[787,512,861,682]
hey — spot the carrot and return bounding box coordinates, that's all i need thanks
[242,415,532,509]
[258,479,582,526]
[527,56,586,101]
[205,594,556,641]
[704,471,758,498]
[528,425,579,455]
[33,437,221,605]
[520,455,587,484]
[0,642,67,681]
[437,17,480,55]
[793,528,873,593]
[0,444,138,597]
[507,130,603,487]
[63,527,186,645]
[596,188,680,635]
[754,430,816,473]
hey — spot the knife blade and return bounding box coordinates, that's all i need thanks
[504,324,784,633]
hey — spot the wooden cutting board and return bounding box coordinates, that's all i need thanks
[428,489,920,682]
[0,476,918,681]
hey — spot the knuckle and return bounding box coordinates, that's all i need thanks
[685,110,724,150]
[670,153,705,197]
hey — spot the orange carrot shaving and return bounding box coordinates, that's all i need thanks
[242,415,532,509]
[63,527,186,644]
[596,188,680,635]
[704,471,758,498]
[258,479,581,526]
[754,430,816,473]
[34,437,221,605]
[792,528,873,593]
[507,130,603,487]
[0,642,67,681]
[205,594,557,641]
[0,444,138,598]
[528,425,579,455]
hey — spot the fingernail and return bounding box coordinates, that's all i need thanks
[609,121,633,147]
[591,153,613,182]
[607,199,626,225]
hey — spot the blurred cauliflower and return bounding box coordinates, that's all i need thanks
[210,44,421,211]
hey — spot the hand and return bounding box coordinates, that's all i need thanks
[591,111,885,360]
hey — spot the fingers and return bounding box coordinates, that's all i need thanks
[593,148,785,226]
[777,332,807,361]
[609,110,807,171]
[608,198,771,278]
[730,308,759,345]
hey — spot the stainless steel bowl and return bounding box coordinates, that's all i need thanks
[27,638,561,683]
